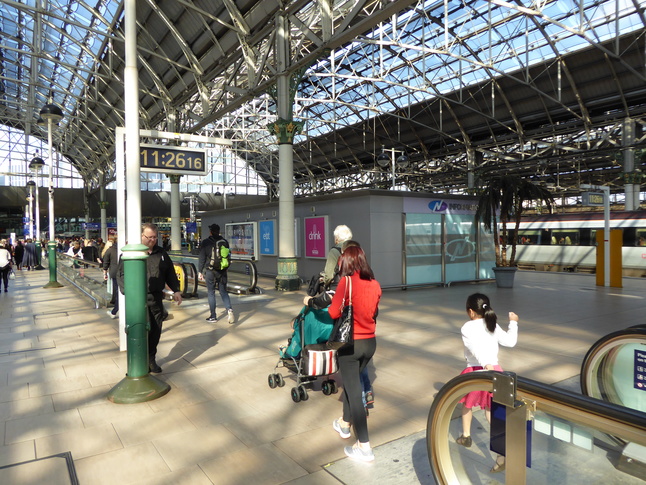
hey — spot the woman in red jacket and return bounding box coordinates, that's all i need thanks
[328,245,381,462]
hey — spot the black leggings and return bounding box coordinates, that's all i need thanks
[338,337,376,443]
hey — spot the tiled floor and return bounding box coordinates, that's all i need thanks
[0,268,643,484]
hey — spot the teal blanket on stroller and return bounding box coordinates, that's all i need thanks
[281,306,334,359]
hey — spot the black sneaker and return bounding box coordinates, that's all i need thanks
[149,360,162,374]
[206,316,217,322]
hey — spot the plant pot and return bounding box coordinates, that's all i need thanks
[492,266,518,288]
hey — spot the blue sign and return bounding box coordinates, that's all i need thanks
[83,222,101,230]
[635,349,646,391]
[259,220,276,255]
[186,222,197,233]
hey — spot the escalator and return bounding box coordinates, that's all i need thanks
[426,370,646,484]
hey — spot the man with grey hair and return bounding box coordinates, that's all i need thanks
[322,225,353,288]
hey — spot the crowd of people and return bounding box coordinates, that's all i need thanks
[1,223,523,471]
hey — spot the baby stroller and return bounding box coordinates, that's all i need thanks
[268,306,339,402]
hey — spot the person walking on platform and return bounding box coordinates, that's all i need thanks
[305,238,376,410]
[455,293,519,473]
[322,225,352,288]
[0,240,12,292]
[13,240,24,271]
[328,245,381,462]
[118,223,182,374]
[102,236,119,319]
[198,224,234,324]
[22,238,38,271]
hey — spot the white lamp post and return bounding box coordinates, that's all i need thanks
[29,156,45,240]
[40,101,64,288]
[26,180,35,240]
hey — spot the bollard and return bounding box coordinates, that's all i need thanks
[43,240,63,288]
[107,243,170,403]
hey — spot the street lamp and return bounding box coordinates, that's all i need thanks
[376,146,409,189]
[26,180,36,240]
[40,100,64,288]
[29,155,46,240]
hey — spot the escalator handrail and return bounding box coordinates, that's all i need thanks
[580,326,646,397]
[430,371,646,436]
[427,371,646,485]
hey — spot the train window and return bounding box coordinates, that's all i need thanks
[550,230,579,245]
[517,230,542,245]
[637,229,646,247]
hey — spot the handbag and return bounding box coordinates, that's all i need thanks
[302,344,338,376]
[8,269,15,280]
[327,276,354,350]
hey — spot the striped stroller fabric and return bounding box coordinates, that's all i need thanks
[303,346,338,376]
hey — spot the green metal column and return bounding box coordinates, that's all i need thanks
[107,243,170,403]
[43,240,63,288]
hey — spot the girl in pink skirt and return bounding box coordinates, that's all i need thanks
[455,293,519,472]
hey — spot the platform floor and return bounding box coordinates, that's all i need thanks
[0,269,643,484]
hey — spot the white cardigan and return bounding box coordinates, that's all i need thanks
[461,317,518,367]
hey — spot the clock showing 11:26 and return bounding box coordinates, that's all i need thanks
[139,144,207,176]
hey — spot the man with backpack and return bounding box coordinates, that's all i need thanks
[198,223,234,323]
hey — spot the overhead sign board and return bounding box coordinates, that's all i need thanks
[582,191,604,207]
[140,144,207,176]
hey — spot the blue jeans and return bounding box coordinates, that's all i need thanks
[204,269,232,318]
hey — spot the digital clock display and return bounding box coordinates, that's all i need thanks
[582,191,605,207]
[140,144,207,176]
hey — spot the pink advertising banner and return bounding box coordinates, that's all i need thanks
[304,216,328,258]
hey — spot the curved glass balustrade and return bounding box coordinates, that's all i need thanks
[581,325,646,413]
[427,371,646,485]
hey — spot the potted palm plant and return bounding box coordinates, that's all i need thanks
[475,175,554,287]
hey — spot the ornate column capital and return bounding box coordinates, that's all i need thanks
[98,201,109,209]
[168,174,182,184]
[267,118,304,144]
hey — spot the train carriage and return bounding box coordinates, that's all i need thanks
[512,211,646,277]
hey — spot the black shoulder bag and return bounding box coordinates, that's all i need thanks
[327,276,354,350]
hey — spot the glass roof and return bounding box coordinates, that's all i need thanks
[0,0,644,199]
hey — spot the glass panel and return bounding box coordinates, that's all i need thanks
[523,410,645,484]
[447,396,646,484]
[444,213,477,282]
[602,344,646,413]
[405,213,442,285]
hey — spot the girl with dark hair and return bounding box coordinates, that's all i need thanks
[456,293,519,473]
[328,245,381,462]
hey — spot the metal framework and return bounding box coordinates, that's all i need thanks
[0,0,645,202]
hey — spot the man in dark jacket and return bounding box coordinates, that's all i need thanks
[118,223,182,373]
[198,223,234,324]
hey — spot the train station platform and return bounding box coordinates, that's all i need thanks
[0,269,643,484]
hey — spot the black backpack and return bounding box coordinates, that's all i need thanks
[206,238,230,271]
[307,272,325,297]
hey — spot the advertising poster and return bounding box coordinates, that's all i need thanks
[304,216,328,258]
[259,220,277,256]
[225,222,257,260]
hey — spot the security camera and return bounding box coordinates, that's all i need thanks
[48,188,54,195]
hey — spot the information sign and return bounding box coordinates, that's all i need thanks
[582,191,604,207]
[140,144,207,176]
